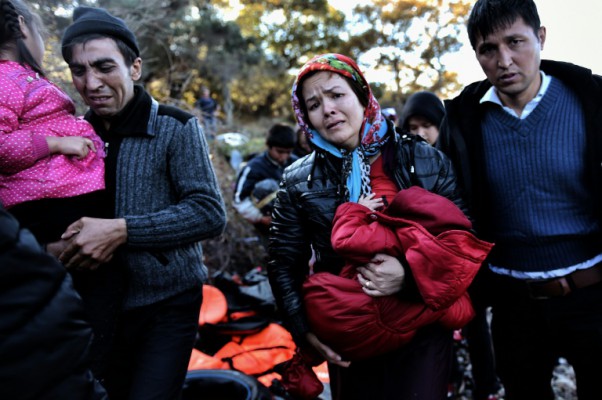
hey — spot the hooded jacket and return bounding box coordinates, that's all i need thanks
[400,91,445,132]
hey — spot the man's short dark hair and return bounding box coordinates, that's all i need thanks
[467,0,541,50]
[267,123,296,148]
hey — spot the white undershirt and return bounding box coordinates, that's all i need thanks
[479,71,551,119]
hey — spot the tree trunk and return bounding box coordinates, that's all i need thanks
[221,81,234,127]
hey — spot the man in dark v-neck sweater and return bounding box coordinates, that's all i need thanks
[439,0,602,398]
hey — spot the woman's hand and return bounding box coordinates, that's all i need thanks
[47,136,96,159]
[357,253,405,296]
[305,332,351,368]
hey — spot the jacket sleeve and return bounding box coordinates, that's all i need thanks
[437,113,453,155]
[124,116,226,248]
[232,196,264,223]
[437,102,473,215]
[0,75,50,175]
[331,202,404,265]
[232,163,264,223]
[267,172,313,344]
[233,164,257,203]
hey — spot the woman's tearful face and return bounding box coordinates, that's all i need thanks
[302,71,365,151]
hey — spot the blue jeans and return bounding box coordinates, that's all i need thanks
[104,286,203,400]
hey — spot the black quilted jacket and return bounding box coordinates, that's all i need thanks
[0,207,107,400]
[267,126,466,343]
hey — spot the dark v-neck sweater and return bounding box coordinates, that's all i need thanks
[481,77,600,271]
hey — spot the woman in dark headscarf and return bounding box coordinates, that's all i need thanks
[267,54,466,399]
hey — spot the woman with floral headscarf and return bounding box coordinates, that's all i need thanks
[267,54,467,399]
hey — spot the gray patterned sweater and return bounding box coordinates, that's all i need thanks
[86,87,226,309]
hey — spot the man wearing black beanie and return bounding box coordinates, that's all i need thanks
[61,6,140,60]
[59,6,226,400]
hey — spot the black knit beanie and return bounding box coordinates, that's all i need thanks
[61,6,140,60]
[400,91,445,131]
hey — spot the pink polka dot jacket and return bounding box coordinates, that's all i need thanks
[0,61,105,208]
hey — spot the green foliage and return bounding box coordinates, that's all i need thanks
[33,0,473,122]
[236,0,346,69]
[347,0,472,104]
[26,0,475,271]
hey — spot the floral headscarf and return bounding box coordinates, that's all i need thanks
[291,53,389,202]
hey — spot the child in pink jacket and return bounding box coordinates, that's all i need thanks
[0,0,106,245]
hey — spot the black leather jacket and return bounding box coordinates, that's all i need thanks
[267,128,466,342]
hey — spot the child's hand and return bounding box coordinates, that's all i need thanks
[305,332,350,368]
[257,215,272,226]
[358,193,383,211]
[47,137,96,159]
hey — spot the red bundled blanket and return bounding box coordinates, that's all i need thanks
[305,186,494,359]
[283,187,494,399]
